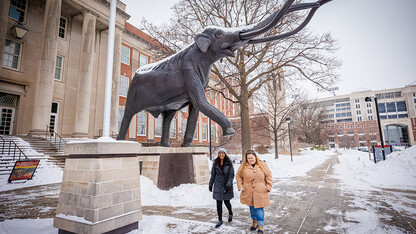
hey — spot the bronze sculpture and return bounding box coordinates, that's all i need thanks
[117,0,333,146]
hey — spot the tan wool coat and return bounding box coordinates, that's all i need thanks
[236,162,273,208]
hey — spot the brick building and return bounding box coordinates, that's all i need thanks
[315,85,416,148]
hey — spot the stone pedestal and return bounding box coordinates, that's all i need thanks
[137,147,210,190]
[53,140,142,234]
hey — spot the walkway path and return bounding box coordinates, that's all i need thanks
[1,152,415,233]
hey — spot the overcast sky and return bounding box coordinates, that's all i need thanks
[121,0,416,98]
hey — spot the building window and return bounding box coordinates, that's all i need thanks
[50,102,59,133]
[355,99,360,103]
[59,17,67,39]
[378,103,386,113]
[356,110,361,115]
[182,119,187,137]
[118,108,124,132]
[54,56,63,81]
[202,123,208,141]
[2,39,21,69]
[386,102,396,112]
[193,124,198,140]
[121,45,130,65]
[137,111,147,136]
[396,101,407,112]
[119,75,129,97]
[367,103,371,108]
[398,114,408,118]
[155,116,162,137]
[356,104,360,109]
[211,124,216,141]
[170,118,176,138]
[367,109,372,114]
[139,54,149,67]
[357,116,362,121]
[368,115,373,120]
[9,0,27,21]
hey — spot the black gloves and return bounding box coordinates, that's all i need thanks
[224,184,231,193]
[209,186,213,192]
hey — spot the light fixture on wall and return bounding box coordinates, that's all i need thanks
[11,20,29,39]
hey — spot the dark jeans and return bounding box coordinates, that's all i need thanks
[216,200,232,221]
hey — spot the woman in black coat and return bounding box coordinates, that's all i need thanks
[209,148,234,228]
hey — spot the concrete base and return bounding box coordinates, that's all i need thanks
[53,141,142,234]
[137,147,210,190]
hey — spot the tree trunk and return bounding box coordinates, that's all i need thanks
[240,86,251,158]
[274,130,279,159]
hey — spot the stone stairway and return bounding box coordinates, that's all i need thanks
[0,135,68,176]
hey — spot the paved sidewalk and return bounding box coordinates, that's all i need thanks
[1,153,415,233]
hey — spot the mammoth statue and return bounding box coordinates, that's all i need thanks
[117,0,333,146]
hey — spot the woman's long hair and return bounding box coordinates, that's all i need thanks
[236,150,267,177]
[213,151,233,168]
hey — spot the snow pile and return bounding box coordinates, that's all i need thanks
[334,146,416,190]
[140,175,243,208]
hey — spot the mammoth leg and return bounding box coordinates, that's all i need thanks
[160,110,177,147]
[182,104,199,147]
[117,99,145,140]
[184,71,235,137]
[117,110,136,140]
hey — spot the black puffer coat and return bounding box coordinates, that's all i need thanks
[209,155,234,201]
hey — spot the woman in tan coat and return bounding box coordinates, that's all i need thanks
[236,150,272,233]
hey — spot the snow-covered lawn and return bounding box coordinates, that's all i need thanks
[332,147,416,190]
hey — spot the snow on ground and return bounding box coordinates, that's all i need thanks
[1,147,416,233]
[257,149,334,178]
[332,146,416,190]
[0,160,63,192]
[0,218,57,234]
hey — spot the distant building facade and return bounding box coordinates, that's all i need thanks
[315,85,416,148]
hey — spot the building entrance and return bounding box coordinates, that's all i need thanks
[0,93,19,135]
[383,124,409,146]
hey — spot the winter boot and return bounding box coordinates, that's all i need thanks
[250,219,257,231]
[215,220,223,228]
[228,212,233,222]
[257,225,264,233]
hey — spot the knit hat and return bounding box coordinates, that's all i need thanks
[218,148,227,155]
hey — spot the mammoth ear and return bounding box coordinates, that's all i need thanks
[195,33,211,53]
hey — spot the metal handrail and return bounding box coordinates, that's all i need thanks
[0,135,29,161]
[98,129,119,139]
[45,125,66,151]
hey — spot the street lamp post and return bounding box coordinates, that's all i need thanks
[365,97,386,161]
[286,117,293,162]
[209,118,212,160]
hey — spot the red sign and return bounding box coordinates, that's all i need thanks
[8,160,40,183]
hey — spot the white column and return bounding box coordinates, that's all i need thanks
[29,0,62,136]
[0,0,10,58]
[73,11,96,137]
[110,26,122,133]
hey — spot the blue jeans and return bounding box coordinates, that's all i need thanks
[249,206,264,226]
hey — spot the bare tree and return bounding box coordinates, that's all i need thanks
[252,72,304,159]
[142,0,340,154]
[291,101,327,145]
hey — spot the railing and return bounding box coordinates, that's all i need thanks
[45,125,66,151]
[98,129,119,139]
[0,135,29,161]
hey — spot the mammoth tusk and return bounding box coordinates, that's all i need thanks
[247,7,319,44]
[240,0,295,40]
